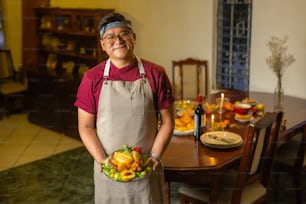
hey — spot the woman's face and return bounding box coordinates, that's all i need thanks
[100,27,136,61]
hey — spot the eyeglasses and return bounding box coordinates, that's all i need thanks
[102,30,132,44]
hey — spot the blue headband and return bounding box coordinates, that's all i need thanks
[99,21,132,37]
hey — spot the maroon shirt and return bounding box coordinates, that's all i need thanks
[74,58,175,115]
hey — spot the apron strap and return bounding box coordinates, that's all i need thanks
[103,59,111,81]
[136,56,146,78]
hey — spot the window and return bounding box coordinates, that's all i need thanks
[216,0,252,91]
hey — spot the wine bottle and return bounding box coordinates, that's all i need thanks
[194,95,205,140]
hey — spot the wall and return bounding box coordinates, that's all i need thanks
[1,0,22,69]
[250,0,306,99]
[3,0,306,99]
[115,0,214,70]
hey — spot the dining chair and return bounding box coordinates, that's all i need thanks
[178,111,284,204]
[172,58,209,100]
[0,48,28,116]
[273,123,306,204]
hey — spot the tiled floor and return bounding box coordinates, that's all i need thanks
[0,113,83,171]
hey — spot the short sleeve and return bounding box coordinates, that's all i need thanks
[74,73,97,114]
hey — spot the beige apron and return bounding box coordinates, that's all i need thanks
[94,57,165,204]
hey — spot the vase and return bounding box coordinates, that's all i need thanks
[273,78,284,112]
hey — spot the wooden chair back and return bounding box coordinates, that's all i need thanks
[172,58,208,99]
[231,111,284,203]
[295,124,306,171]
[0,48,28,114]
[177,112,284,204]
[0,48,15,80]
[275,123,306,203]
[295,124,306,203]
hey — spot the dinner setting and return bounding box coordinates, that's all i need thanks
[172,92,268,153]
[163,88,306,203]
[173,92,264,141]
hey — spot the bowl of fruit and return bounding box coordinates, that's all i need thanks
[233,103,252,115]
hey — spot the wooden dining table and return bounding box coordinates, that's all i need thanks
[162,90,306,203]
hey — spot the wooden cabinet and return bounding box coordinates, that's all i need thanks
[26,7,113,139]
[34,7,113,77]
[22,0,50,71]
[27,71,80,138]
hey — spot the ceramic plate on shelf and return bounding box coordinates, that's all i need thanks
[200,131,243,149]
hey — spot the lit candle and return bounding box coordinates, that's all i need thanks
[219,93,224,113]
[211,114,215,127]
[204,113,207,126]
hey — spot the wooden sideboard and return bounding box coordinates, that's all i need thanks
[24,7,113,139]
[26,71,80,139]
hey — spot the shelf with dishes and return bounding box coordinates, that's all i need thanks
[43,52,91,78]
[39,28,98,37]
[39,33,99,59]
[40,48,98,61]
[34,7,113,75]
[35,7,112,34]
[25,7,114,139]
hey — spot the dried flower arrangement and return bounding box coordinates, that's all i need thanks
[266,36,295,111]
[265,36,295,89]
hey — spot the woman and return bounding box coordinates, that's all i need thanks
[74,12,174,203]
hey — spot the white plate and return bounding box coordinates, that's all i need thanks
[173,129,194,136]
[200,131,243,149]
[234,116,254,123]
